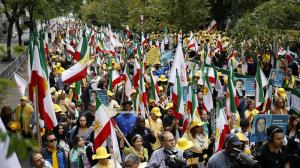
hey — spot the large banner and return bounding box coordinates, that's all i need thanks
[89,89,109,106]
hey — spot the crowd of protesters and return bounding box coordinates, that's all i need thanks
[1,20,300,168]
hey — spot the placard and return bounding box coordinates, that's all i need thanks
[89,89,109,106]
[146,47,160,65]
[269,69,285,87]
[251,114,289,142]
[160,50,174,64]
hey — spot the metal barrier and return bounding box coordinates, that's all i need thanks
[0,49,28,79]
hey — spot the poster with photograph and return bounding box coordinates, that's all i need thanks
[251,114,289,142]
[89,89,109,106]
[160,50,174,64]
[235,77,255,97]
[269,69,285,87]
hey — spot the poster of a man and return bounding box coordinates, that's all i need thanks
[235,78,245,98]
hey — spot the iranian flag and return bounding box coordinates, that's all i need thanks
[74,32,88,61]
[187,85,200,122]
[207,67,216,85]
[187,32,198,52]
[109,69,122,91]
[124,63,132,99]
[73,81,82,101]
[30,41,57,130]
[138,67,147,118]
[168,40,187,86]
[141,33,147,46]
[208,20,217,32]
[203,77,213,112]
[262,85,273,114]
[215,100,230,152]
[149,69,160,104]
[95,37,110,54]
[204,44,212,66]
[228,63,238,113]
[172,70,185,119]
[255,64,268,108]
[61,46,90,84]
[94,97,111,151]
[61,39,75,57]
[133,58,141,89]
[44,32,49,57]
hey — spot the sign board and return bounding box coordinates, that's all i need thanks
[146,47,160,65]
[89,89,109,106]
[269,69,285,87]
[251,114,289,142]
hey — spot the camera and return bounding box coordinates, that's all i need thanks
[164,149,187,168]
[229,148,259,168]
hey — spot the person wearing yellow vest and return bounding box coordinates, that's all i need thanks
[55,62,65,76]
[14,96,34,137]
[145,107,164,150]
[284,68,295,89]
[92,147,122,168]
[41,133,68,168]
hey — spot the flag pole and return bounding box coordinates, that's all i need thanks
[101,102,138,155]
[33,88,41,149]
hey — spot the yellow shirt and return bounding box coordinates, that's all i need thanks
[14,104,34,135]
[145,117,164,150]
[284,75,295,89]
[123,147,148,162]
[245,109,259,132]
[59,98,71,113]
[55,67,65,75]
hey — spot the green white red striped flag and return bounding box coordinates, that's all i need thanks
[255,63,268,108]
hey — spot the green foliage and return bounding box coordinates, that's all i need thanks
[0,131,36,160]
[228,0,300,50]
[81,0,211,32]
[12,45,26,56]
[0,78,15,94]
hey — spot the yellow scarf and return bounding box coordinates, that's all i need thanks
[49,148,58,168]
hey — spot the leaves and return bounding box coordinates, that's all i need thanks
[0,131,36,160]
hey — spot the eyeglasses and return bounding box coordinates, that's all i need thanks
[164,138,175,142]
[48,138,57,143]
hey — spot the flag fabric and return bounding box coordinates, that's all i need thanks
[138,68,147,118]
[74,33,88,61]
[149,69,160,104]
[172,70,185,119]
[217,34,222,53]
[73,81,82,101]
[228,63,238,113]
[61,46,90,84]
[215,100,230,152]
[203,77,214,112]
[141,33,147,46]
[44,32,49,57]
[13,72,28,96]
[30,44,57,130]
[95,37,110,54]
[94,97,111,151]
[208,20,217,32]
[109,69,122,91]
[255,64,268,108]
[124,63,132,99]
[187,32,198,52]
[168,41,187,86]
[262,84,273,114]
[133,58,141,89]
[110,121,122,163]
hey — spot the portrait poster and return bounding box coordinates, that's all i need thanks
[89,89,109,106]
[251,114,272,142]
[160,50,174,64]
[146,47,160,65]
[251,114,289,142]
[269,69,285,87]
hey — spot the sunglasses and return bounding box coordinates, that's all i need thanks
[48,138,57,143]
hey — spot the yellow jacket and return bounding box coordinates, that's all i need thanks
[14,104,34,134]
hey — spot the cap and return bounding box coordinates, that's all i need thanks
[54,104,62,113]
[225,134,243,146]
[165,103,173,110]
[92,147,111,160]
[50,87,57,93]
[235,132,248,142]
[190,120,205,129]
[20,96,28,101]
[277,88,286,99]
[149,99,155,104]
[151,107,162,117]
